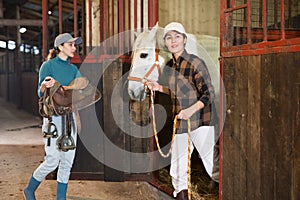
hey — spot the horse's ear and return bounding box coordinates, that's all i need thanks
[131,31,139,48]
[134,31,138,38]
[148,22,159,41]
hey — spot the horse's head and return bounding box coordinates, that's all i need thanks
[128,23,165,101]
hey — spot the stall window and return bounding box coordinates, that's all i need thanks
[221,0,300,56]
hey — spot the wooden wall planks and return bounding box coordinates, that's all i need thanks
[222,52,300,200]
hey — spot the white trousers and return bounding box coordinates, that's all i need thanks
[33,113,77,184]
[170,126,215,197]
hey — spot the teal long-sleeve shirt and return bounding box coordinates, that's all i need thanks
[37,56,81,97]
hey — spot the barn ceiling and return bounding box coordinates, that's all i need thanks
[0,0,83,47]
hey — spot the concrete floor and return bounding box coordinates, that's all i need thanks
[0,97,173,200]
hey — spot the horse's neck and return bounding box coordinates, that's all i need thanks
[185,33,199,57]
[157,55,165,69]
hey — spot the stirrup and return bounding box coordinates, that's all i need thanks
[56,135,76,152]
[43,122,58,138]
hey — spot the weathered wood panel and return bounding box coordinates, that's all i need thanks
[128,97,152,172]
[102,59,125,181]
[70,103,105,179]
[246,55,262,199]
[261,53,295,200]
[223,56,257,200]
[294,82,300,199]
[223,52,300,200]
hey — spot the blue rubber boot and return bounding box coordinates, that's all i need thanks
[56,182,68,200]
[23,176,41,200]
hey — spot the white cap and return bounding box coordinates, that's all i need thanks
[54,33,82,48]
[163,22,187,38]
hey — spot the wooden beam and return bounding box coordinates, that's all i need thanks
[20,7,57,21]
[0,35,7,40]
[0,19,54,26]
[27,0,81,14]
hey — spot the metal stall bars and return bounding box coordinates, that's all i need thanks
[97,0,159,55]
[221,0,300,57]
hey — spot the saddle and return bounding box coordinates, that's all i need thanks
[39,77,101,118]
[39,77,101,151]
[39,77,101,137]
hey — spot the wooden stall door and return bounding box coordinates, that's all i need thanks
[293,82,300,199]
[222,52,300,200]
[60,58,154,182]
[102,58,125,181]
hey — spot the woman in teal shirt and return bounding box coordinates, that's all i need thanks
[24,33,82,200]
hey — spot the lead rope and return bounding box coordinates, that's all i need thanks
[149,89,192,200]
[187,118,192,200]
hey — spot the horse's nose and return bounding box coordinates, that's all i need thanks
[128,88,146,101]
[128,89,135,99]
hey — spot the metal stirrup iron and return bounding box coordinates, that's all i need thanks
[57,112,76,151]
[43,118,58,146]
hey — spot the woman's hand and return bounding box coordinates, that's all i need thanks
[42,76,55,88]
[40,76,55,92]
[145,80,162,92]
[177,107,195,120]
[63,77,89,90]
[177,101,204,120]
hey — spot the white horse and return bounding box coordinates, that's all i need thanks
[127,23,166,101]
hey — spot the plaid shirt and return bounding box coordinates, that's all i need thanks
[158,50,216,133]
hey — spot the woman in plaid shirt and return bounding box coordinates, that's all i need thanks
[146,22,218,199]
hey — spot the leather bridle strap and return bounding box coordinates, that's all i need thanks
[128,49,161,83]
[128,62,161,83]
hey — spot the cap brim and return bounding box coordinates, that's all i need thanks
[67,37,82,45]
[163,30,187,39]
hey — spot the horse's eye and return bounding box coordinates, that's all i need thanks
[140,53,148,58]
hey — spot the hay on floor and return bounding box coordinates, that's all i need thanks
[157,158,219,200]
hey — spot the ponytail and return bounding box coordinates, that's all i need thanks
[46,48,59,61]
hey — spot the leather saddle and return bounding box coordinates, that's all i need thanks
[39,77,101,118]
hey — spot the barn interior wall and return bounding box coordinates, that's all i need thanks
[158,0,219,37]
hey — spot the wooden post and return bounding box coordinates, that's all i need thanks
[42,0,48,60]
[103,58,125,181]
[59,0,62,33]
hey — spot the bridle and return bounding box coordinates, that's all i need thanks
[127,48,161,84]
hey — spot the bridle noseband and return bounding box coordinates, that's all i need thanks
[127,49,161,85]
